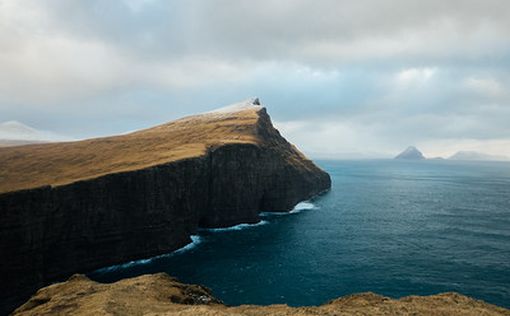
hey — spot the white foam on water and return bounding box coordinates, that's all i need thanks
[173,235,202,254]
[290,201,317,214]
[93,200,320,274]
[259,211,290,217]
[201,220,269,232]
[260,200,318,216]
[94,235,202,273]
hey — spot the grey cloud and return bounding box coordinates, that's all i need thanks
[0,0,509,156]
[26,0,510,64]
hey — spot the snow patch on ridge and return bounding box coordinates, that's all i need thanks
[205,97,263,115]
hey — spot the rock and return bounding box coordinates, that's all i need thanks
[394,146,426,160]
[0,99,331,314]
[13,273,510,316]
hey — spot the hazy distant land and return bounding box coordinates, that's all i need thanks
[395,146,509,162]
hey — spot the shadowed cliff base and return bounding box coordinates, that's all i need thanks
[0,99,331,314]
[14,273,510,316]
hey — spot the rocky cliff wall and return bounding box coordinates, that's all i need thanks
[0,106,331,314]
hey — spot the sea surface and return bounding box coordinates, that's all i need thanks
[90,160,510,308]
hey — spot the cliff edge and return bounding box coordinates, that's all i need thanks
[14,273,510,316]
[0,99,331,314]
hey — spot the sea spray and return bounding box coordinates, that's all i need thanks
[93,235,202,274]
[93,201,318,275]
[200,220,269,232]
[290,201,317,213]
[260,200,318,217]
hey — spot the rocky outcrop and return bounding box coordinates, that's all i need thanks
[0,99,331,314]
[13,273,510,316]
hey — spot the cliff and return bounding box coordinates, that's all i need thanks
[0,99,331,314]
[13,273,510,316]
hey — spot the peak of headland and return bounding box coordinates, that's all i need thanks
[0,98,282,193]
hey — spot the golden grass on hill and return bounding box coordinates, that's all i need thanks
[14,273,510,316]
[0,108,263,194]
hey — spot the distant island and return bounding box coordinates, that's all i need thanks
[394,146,425,160]
[394,146,509,162]
[449,151,509,161]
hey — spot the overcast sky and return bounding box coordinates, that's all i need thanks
[1,0,509,158]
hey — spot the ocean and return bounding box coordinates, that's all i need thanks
[89,159,510,308]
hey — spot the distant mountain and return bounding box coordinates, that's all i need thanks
[0,139,47,147]
[0,121,69,146]
[448,151,509,161]
[394,146,425,160]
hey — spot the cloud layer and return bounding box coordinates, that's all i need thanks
[1,0,509,157]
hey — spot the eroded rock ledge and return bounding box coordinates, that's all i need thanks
[0,99,331,314]
[14,273,510,316]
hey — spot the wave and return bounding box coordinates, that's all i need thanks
[93,235,202,273]
[260,200,318,217]
[259,211,289,216]
[201,220,269,232]
[173,235,202,254]
[290,201,317,213]
[93,201,318,274]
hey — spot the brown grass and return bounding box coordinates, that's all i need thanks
[0,108,262,194]
[14,273,510,316]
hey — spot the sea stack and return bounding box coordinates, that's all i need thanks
[394,146,425,160]
[0,98,331,314]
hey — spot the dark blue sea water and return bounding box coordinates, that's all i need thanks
[90,160,510,308]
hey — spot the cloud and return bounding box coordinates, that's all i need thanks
[0,0,509,156]
[464,77,505,97]
[396,67,437,85]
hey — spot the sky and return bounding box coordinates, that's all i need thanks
[0,0,509,158]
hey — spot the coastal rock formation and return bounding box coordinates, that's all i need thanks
[14,273,510,316]
[0,99,331,314]
[394,146,426,160]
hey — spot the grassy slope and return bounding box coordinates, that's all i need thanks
[14,273,510,316]
[0,108,262,193]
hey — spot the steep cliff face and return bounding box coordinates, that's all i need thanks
[0,100,331,314]
[13,273,510,316]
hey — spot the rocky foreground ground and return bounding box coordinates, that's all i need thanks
[14,273,510,316]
